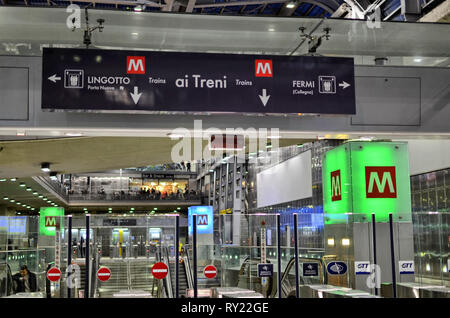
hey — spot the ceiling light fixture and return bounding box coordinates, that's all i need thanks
[65,132,83,137]
[19,183,26,187]
[41,162,51,172]
[10,178,17,182]
[286,2,296,8]
[26,187,32,191]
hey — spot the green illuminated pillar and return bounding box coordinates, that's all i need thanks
[322,141,411,222]
[39,207,64,236]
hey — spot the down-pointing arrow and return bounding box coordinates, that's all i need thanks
[130,86,142,104]
[48,74,61,83]
[258,89,270,106]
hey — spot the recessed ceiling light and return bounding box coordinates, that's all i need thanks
[268,28,275,32]
[10,199,15,203]
[0,178,6,182]
[26,187,32,191]
[3,197,8,200]
[131,32,139,36]
[16,202,21,205]
[10,178,17,182]
[33,192,38,195]
[41,162,51,172]
[43,198,48,201]
[414,58,423,63]
[19,183,26,187]
[286,2,295,8]
[38,195,43,198]
[65,132,83,137]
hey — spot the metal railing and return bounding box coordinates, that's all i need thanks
[68,192,201,201]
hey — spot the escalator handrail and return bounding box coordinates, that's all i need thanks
[163,246,173,298]
[183,248,194,291]
[279,256,328,297]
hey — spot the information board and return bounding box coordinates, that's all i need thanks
[42,48,356,115]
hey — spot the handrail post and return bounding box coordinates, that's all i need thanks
[193,214,198,298]
[84,214,90,298]
[293,213,300,298]
[388,213,397,298]
[175,215,179,298]
[371,213,378,296]
[276,214,281,299]
[67,215,72,298]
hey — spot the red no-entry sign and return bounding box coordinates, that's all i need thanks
[152,262,168,280]
[97,267,111,282]
[47,267,61,282]
[204,265,217,279]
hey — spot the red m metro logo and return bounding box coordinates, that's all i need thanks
[365,166,397,198]
[197,214,208,225]
[331,170,341,201]
[255,60,273,77]
[127,56,145,74]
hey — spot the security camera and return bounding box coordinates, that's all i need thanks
[97,18,105,32]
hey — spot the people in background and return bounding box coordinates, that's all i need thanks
[186,162,191,172]
[12,265,38,293]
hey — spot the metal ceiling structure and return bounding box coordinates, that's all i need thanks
[0,0,447,21]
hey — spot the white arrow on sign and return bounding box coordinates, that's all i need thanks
[258,89,270,106]
[339,81,351,89]
[130,86,142,104]
[48,74,61,83]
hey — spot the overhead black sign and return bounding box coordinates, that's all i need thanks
[42,48,356,115]
[103,219,137,226]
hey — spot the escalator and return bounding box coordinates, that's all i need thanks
[160,246,193,298]
[279,256,327,297]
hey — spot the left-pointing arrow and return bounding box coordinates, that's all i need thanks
[48,74,61,83]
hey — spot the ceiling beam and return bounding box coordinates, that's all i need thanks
[194,0,334,12]
[419,0,450,22]
[185,0,196,12]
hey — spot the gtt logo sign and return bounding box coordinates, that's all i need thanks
[197,214,208,226]
[331,170,341,201]
[365,166,397,198]
[127,56,145,74]
[255,60,273,77]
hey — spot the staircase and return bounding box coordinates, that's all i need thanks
[97,260,129,298]
[96,258,156,298]
[129,259,156,295]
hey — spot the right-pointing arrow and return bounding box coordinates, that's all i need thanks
[258,89,270,106]
[339,81,351,89]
